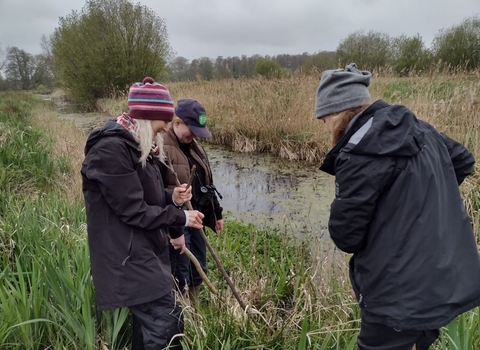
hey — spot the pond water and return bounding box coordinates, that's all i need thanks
[204,144,335,239]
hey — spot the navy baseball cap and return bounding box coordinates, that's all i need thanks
[174,99,212,138]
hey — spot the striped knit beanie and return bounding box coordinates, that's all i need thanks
[127,77,174,121]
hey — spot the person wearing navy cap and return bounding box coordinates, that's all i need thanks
[163,98,223,302]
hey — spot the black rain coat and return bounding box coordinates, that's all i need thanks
[320,100,480,330]
[81,120,186,311]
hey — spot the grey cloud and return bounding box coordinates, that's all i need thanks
[0,0,83,53]
[0,0,479,60]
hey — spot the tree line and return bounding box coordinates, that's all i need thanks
[170,15,480,81]
[0,0,478,108]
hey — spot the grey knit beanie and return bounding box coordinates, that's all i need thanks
[315,63,372,119]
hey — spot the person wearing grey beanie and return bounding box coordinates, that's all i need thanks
[316,64,480,349]
[315,63,372,120]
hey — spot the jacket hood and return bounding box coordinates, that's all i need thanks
[345,102,424,157]
[320,100,424,175]
[84,119,138,155]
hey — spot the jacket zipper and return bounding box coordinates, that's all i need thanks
[358,294,366,307]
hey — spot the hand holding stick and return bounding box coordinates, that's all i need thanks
[167,161,247,311]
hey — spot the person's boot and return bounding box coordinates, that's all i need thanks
[188,284,202,303]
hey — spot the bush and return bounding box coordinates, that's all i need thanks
[52,0,172,109]
[255,59,284,79]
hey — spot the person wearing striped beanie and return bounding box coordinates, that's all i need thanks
[127,77,175,122]
[81,76,205,349]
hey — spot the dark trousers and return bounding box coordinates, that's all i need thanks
[130,291,184,350]
[169,227,207,291]
[358,317,439,350]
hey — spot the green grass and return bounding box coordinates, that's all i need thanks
[0,93,130,349]
[383,80,418,101]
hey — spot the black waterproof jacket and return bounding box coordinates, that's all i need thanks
[320,100,480,330]
[81,120,186,311]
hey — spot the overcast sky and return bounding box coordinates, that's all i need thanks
[0,0,479,61]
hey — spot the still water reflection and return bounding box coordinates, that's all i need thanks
[204,144,335,238]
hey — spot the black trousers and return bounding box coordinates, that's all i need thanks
[358,318,439,350]
[169,227,207,291]
[130,291,184,350]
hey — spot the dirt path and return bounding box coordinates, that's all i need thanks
[58,113,111,132]
[43,94,112,132]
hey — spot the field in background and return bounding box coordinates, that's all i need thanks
[99,72,480,163]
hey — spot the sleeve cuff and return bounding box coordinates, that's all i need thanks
[172,193,183,208]
[183,210,189,227]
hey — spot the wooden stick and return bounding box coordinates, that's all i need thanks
[167,161,248,311]
[182,246,219,295]
[168,233,219,295]
[186,165,196,189]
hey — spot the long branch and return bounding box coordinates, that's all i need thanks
[166,161,247,311]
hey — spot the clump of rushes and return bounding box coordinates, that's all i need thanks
[0,93,130,349]
[179,221,360,349]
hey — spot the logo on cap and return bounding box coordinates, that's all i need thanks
[198,114,207,126]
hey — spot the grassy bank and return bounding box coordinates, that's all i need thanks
[1,71,480,350]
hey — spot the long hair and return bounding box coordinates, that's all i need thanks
[329,104,371,145]
[134,119,166,167]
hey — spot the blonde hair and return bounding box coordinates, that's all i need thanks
[328,104,371,145]
[134,119,166,167]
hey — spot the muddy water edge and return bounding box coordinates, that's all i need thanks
[56,104,336,247]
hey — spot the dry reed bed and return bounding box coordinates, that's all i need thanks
[32,104,87,201]
[99,73,480,164]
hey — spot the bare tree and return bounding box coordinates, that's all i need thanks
[40,34,56,81]
[5,47,36,90]
[0,42,8,71]
[169,56,190,81]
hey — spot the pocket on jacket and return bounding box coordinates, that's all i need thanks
[125,229,165,264]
